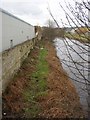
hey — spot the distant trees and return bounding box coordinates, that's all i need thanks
[42,19,56,40]
[45,19,56,28]
[42,19,65,40]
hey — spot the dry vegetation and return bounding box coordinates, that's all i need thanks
[2,38,86,119]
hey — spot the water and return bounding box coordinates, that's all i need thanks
[54,38,90,115]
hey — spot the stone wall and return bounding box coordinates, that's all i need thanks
[2,37,37,90]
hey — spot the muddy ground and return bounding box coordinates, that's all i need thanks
[2,39,86,119]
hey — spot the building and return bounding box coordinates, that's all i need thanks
[0,8,36,52]
[0,8,37,90]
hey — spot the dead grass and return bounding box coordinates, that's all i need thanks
[2,40,85,119]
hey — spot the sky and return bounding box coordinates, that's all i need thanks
[0,0,88,27]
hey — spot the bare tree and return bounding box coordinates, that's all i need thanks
[42,19,56,40]
[47,0,90,118]
[46,19,56,28]
[42,19,65,40]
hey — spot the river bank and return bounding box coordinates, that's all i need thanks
[2,39,85,119]
[54,37,89,117]
[65,33,90,43]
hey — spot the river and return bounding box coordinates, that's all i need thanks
[54,37,90,116]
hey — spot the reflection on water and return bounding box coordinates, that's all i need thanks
[54,38,89,115]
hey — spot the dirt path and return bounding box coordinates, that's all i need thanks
[2,39,85,119]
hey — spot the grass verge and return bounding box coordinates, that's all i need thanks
[23,44,49,117]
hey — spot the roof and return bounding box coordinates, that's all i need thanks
[0,8,33,27]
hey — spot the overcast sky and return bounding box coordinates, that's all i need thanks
[0,0,88,27]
